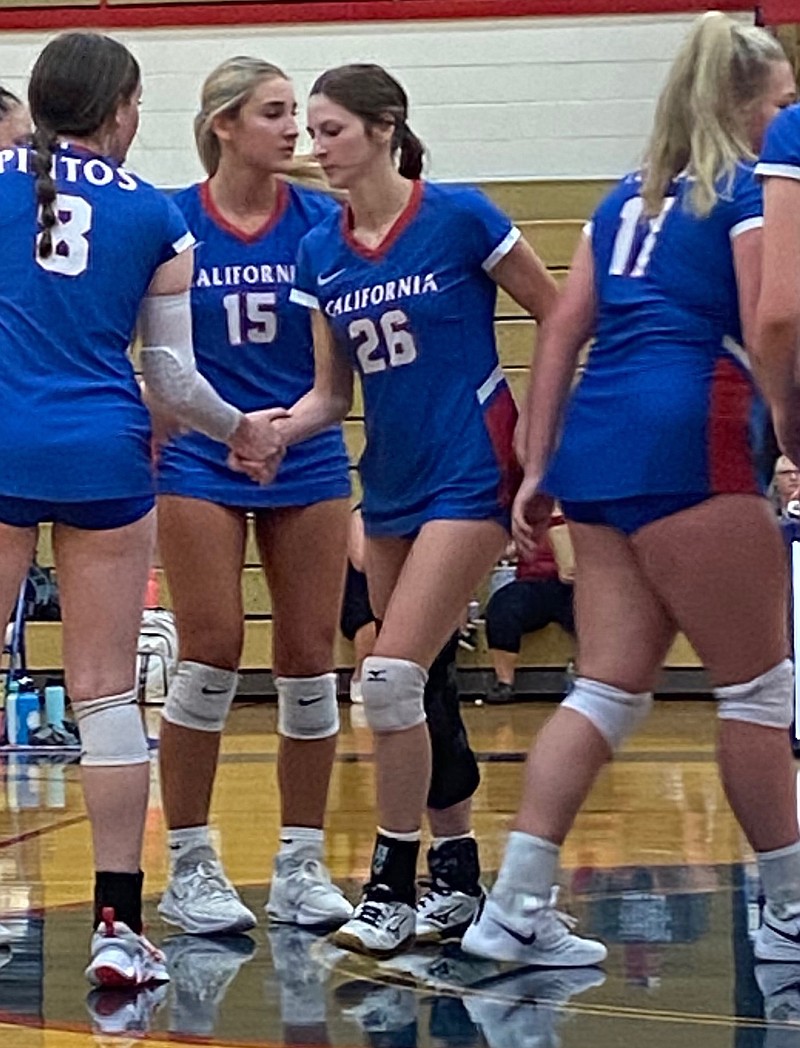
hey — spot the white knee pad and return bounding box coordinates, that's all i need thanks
[162,661,238,733]
[276,672,339,740]
[73,689,149,767]
[561,677,653,751]
[361,656,428,733]
[716,659,794,730]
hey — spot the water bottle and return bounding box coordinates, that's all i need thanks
[44,685,65,728]
[15,688,40,745]
[5,679,19,745]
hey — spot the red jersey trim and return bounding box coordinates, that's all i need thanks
[708,357,759,495]
[200,178,289,245]
[342,179,423,262]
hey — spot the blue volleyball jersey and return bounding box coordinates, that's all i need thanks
[544,165,763,502]
[0,144,191,501]
[157,180,350,507]
[756,102,800,181]
[291,181,522,536]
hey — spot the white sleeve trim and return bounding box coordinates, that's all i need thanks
[730,216,763,240]
[289,288,321,311]
[476,364,505,405]
[482,226,521,272]
[582,221,593,239]
[755,161,800,182]
[172,232,195,255]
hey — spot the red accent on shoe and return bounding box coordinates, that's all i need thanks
[101,907,116,937]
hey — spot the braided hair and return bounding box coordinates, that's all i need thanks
[27,32,140,258]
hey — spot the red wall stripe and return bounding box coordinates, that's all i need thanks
[0,0,755,32]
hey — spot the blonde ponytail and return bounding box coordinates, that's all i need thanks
[642,11,785,217]
[279,152,344,198]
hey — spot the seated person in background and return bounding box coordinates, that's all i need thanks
[484,514,575,705]
[0,86,30,149]
[340,506,377,703]
[773,457,800,755]
[774,455,800,521]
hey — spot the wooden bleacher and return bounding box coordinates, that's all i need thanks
[23,178,705,689]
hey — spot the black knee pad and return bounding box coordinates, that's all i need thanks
[424,633,480,810]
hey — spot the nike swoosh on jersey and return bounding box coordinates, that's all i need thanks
[318,268,345,287]
[298,695,325,706]
[201,686,229,695]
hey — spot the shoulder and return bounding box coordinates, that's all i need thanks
[764,104,800,152]
[423,181,498,218]
[759,105,800,173]
[298,206,341,254]
[170,183,201,215]
[286,183,341,227]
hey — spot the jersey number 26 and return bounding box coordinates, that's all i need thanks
[349,309,417,375]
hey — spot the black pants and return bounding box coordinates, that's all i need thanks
[485,578,574,653]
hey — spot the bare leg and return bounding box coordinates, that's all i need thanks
[515,521,676,842]
[0,521,37,633]
[428,799,472,838]
[55,512,155,872]
[491,650,518,686]
[156,496,247,831]
[368,520,507,833]
[256,498,349,828]
[633,494,797,852]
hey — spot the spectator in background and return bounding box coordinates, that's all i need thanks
[484,515,575,704]
[774,455,800,519]
[0,87,30,147]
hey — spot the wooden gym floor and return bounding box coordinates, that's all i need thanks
[0,698,793,1048]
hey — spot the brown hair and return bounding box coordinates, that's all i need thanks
[28,32,140,258]
[310,63,425,179]
[0,86,21,118]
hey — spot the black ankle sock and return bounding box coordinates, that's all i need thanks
[94,870,144,934]
[365,833,419,907]
[428,837,482,896]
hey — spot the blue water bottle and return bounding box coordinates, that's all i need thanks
[44,685,65,728]
[15,688,40,745]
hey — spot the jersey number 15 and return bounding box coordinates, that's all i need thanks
[223,292,277,345]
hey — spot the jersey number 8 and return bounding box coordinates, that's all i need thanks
[35,194,92,278]
[349,309,417,375]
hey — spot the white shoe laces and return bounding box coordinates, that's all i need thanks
[183,861,238,904]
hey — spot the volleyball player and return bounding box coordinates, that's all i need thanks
[240,63,557,956]
[462,13,800,968]
[0,33,283,981]
[155,57,353,936]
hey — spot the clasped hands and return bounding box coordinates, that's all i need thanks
[226,407,291,485]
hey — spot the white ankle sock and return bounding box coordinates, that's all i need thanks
[431,831,474,850]
[758,840,800,918]
[168,825,211,874]
[279,825,324,858]
[493,830,559,904]
[378,826,422,842]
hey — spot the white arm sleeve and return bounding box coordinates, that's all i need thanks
[138,291,242,444]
